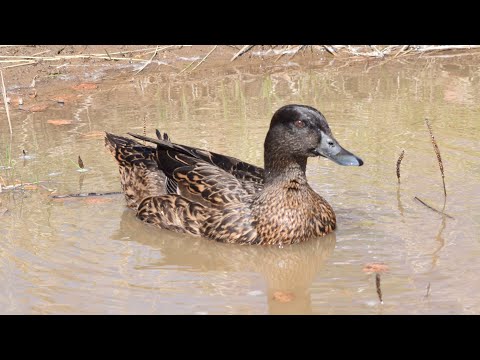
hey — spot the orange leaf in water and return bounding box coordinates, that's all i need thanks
[50,93,77,103]
[84,197,113,204]
[28,103,50,112]
[272,291,295,303]
[72,83,98,90]
[47,119,73,125]
[363,263,389,273]
[81,131,105,139]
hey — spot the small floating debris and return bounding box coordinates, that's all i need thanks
[47,119,73,126]
[272,291,295,303]
[71,83,98,91]
[48,171,62,177]
[76,155,89,172]
[26,102,50,112]
[20,149,36,160]
[363,263,389,273]
[247,290,264,297]
[78,155,84,169]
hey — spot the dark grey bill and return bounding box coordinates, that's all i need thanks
[314,131,363,166]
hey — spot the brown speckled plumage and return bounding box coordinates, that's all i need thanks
[105,104,363,246]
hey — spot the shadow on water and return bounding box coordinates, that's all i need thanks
[113,209,337,314]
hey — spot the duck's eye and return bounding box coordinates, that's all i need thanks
[294,120,305,129]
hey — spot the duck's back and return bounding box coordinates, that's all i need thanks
[105,131,262,243]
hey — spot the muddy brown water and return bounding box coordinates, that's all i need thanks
[1,57,479,314]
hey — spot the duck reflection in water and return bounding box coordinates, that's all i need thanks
[113,209,336,314]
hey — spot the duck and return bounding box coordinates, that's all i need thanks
[105,104,363,246]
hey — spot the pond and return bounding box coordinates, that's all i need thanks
[1,55,479,314]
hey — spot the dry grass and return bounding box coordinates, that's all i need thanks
[1,46,480,74]
[0,70,12,134]
[425,119,446,199]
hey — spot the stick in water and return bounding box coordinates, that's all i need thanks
[376,273,383,304]
[425,119,446,198]
[424,282,431,299]
[51,191,121,199]
[414,196,454,219]
[396,149,405,184]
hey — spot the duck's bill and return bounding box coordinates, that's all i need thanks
[315,133,364,166]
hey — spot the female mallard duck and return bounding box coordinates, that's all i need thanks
[105,104,363,246]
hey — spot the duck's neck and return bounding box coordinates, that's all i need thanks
[264,151,308,186]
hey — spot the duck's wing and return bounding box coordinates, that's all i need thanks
[129,132,264,195]
[105,132,167,208]
[156,148,255,208]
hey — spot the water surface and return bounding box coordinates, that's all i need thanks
[1,56,479,314]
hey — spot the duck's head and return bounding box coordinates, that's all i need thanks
[265,104,363,167]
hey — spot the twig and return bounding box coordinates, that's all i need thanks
[1,61,38,70]
[179,58,198,74]
[230,45,254,61]
[396,150,405,184]
[190,45,218,72]
[394,45,410,58]
[376,273,383,304]
[0,180,47,191]
[424,282,431,299]
[323,45,337,56]
[425,119,446,198]
[105,49,112,60]
[415,45,480,53]
[51,191,122,199]
[0,70,12,134]
[290,45,307,59]
[133,45,161,75]
[274,45,293,62]
[414,197,454,219]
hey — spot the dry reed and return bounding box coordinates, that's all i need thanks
[0,70,12,134]
[78,156,84,169]
[425,119,446,198]
[396,150,405,184]
[376,273,383,304]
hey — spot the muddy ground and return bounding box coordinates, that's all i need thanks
[1,44,480,121]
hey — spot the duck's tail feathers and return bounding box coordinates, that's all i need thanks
[104,132,168,208]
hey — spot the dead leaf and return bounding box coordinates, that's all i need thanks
[83,197,113,204]
[72,83,98,90]
[7,94,23,106]
[28,103,50,112]
[272,291,295,303]
[47,119,73,125]
[28,89,37,98]
[363,263,389,273]
[23,184,38,190]
[81,131,105,139]
[50,93,77,103]
[0,208,8,216]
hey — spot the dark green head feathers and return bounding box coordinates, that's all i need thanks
[105,104,363,246]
